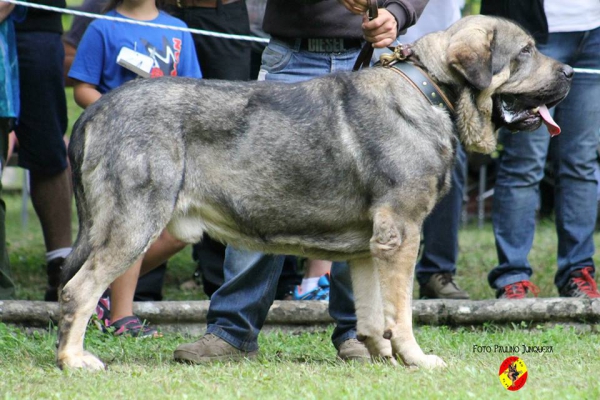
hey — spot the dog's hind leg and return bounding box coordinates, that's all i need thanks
[349,257,395,364]
[370,206,446,369]
[57,202,171,370]
[57,237,159,370]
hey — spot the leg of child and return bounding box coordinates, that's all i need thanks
[110,230,187,322]
[301,259,331,292]
[293,259,332,300]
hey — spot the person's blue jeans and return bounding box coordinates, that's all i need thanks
[206,248,285,351]
[416,145,466,285]
[206,39,362,351]
[489,27,600,291]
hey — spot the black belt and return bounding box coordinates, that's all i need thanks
[274,37,363,53]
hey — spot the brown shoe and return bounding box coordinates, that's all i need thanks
[419,273,470,299]
[337,338,370,362]
[174,334,257,363]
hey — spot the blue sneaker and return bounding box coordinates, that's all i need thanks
[292,273,330,300]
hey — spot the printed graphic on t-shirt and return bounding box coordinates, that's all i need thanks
[141,36,182,78]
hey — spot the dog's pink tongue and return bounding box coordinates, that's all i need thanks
[539,105,561,136]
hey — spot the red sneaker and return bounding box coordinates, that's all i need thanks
[497,281,540,299]
[559,267,600,298]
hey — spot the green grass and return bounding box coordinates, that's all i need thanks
[1,323,599,399]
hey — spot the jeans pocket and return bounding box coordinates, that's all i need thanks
[260,41,292,74]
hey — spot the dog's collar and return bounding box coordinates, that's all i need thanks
[377,45,456,115]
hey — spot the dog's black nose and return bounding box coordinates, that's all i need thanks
[561,65,574,79]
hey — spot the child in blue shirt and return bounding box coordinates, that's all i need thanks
[69,0,202,107]
[68,0,201,336]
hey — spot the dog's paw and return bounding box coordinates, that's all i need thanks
[58,351,106,371]
[404,354,447,370]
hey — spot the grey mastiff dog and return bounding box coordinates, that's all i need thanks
[58,15,572,370]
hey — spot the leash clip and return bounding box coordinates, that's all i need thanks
[380,44,412,67]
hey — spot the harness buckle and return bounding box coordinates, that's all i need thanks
[380,44,412,67]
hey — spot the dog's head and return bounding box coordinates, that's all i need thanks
[414,15,572,153]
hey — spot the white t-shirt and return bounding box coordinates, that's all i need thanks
[545,0,600,32]
[372,0,464,62]
[400,0,465,43]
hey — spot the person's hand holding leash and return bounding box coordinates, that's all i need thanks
[362,9,398,48]
[338,0,369,15]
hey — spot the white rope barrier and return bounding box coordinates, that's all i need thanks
[574,68,600,75]
[4,0,600,75]
[2,0,270,43]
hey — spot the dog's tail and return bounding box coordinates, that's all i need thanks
[60,112,94,286]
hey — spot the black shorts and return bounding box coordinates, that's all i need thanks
[14,32,68,175]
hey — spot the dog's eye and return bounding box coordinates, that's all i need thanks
[520,45,533,55]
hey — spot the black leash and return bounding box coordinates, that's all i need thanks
[352,0,378,72]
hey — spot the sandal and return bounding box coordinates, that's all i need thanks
[110,316,162,338]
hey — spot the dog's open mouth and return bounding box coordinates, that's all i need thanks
[492,95,564,136]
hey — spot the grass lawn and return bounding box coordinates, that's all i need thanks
[1,323,599,399]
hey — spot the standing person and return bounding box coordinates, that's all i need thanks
[166,0,303,301]
[481,0,600,299]
[0,2,26,300]
[166,0,251,80]
[62,0,169,304]
[173,0,430,364]
[164,0,250,299]
[14,0,73,302]
[68,0,202,335]
[395,0,470,300]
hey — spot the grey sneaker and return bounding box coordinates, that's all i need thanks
[419,273,470,299]
[173,334,257,363]
[337,338,370,362]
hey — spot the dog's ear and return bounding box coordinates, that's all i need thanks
[447,27,494,90]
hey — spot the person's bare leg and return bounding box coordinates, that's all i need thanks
[296,259,332,296]
[30,168,72,251]
[110,230,186,321]
[109,258,142,322]
[140,230,187,275]
[305,259,331,278]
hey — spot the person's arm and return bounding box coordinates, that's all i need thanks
[340,0,430,48]
[73,81,102,109]
[68,24,105,108]
[0,2,15,22]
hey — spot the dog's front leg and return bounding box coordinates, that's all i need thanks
[348,257,395,364]
[371,207,446,369]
